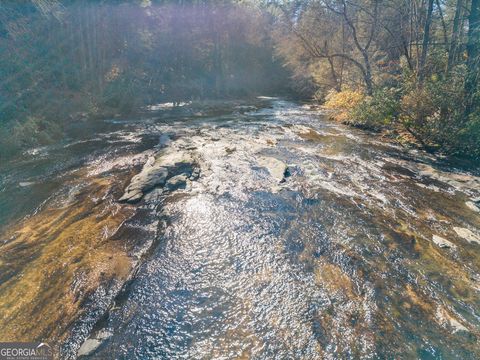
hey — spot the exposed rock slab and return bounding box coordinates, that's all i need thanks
[466,201,480,212]
[436,307,468,333]
[119,149,196,203]
[453,227,480,245]
[432,235,456,249]
[257,156,289,183]
[119,164,168,202]
[165,174,188,192]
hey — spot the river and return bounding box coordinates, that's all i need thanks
[1,98,479,359]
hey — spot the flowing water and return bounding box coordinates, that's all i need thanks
[1,98,480,359]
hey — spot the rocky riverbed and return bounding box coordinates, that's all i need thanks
[0,98,479,359]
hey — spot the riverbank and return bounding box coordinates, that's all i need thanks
[318,89,480,165]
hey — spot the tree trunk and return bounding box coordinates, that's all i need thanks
[419,0,434,83]
[465,0,480,116]
[446,0,463,75]
[336,0,377,95]
[435,0,449,49]
[362,50,374,95]
[327,57,341,92]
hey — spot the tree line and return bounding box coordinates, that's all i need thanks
[0,0,290,159]
[272,0,480,159]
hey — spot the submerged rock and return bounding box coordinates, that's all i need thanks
[453,227,480,245]
[432,235,455,249]
[77,329,112,357]
[225,147,236,154]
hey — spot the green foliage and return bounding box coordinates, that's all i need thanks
[398,68,466,145]
[458,113,480,159]
[102,75,140,115]
[351,88,400,129]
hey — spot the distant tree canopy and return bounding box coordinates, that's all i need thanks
[0,0,291,157]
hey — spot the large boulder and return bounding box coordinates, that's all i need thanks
[119,149,197,203]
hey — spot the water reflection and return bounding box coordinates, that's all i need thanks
[1,99,479,359]
[88,100,479,359]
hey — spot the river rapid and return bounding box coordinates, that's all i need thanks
[1,98,480,359]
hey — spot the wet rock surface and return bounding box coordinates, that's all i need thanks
[453,226,480,244]
[0,98,479,359]
[119,148,197,203]
[77,329,112,357]
[257,156,289,183]
[432,234,456,249]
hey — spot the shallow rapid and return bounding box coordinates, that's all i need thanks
[1,99,480,359]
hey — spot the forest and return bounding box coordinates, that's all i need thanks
[1,0,479,159]
[2,2,480,358]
